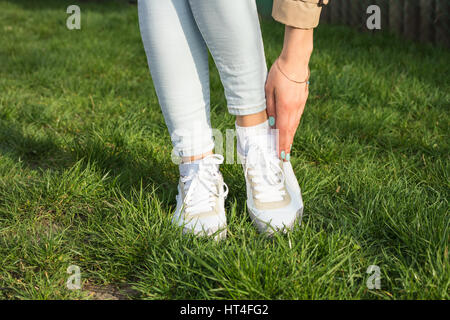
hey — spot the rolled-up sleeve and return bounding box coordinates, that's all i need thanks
[272,0,329,29]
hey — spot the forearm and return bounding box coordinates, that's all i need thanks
[278,26,313,81]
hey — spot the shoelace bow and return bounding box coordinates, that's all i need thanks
[181,154,228,216]
[245,144,286,203]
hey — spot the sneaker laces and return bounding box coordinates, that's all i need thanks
[245,143,286,203]
[181,154,228,216]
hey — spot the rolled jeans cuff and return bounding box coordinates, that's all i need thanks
[171,127,215,158]
[227,101,267,116]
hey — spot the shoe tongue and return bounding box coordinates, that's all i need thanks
[245,130,278,157]
[179,163,199,177]
[180,161,219,198]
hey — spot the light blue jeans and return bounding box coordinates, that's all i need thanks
[138,0,267,157]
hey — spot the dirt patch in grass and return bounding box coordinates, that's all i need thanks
[83,282,141,300]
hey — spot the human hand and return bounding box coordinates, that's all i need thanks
[265,26,313,161]
[265,57,309,161]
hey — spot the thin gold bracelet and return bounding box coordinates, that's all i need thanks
[276,59,310,85]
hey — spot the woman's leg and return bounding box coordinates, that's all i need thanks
[187,0,303,235]
[187,0,268,121]
[138,1,228,239]
[138,0,214,159]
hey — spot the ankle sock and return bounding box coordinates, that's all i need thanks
[236,120,275,156]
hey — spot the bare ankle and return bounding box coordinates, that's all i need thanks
[236,110,268,127]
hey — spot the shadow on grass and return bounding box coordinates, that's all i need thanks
[0,120,248,217]
[0,121,71,170]
[0,119,173,201]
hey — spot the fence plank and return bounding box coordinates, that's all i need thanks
[420,0,435,43]
[330,0,340,24]
[340,0,349,25]
[320,1,331,24]
[379,0,390,31]
[389,0,404,35]
[357,0,364,30]
[361,0,369,32]
[404,0,421,40]
[435,0,450,47]
[348,0,358,27]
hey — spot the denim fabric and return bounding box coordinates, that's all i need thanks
[138,0,267,157]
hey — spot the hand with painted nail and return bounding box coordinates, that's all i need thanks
[265,26,313,161]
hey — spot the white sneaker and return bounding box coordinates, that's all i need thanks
[172,154,228,240]
[238,134,304,235]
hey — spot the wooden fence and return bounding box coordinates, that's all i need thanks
[257,0,449,48]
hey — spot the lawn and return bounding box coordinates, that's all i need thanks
[0,0,448,299]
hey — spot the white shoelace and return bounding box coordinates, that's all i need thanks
[181,154,228,216]
[245,144,286,203]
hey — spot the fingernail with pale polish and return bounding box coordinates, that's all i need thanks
[280,150,285,160]
[269,116,275,126]
[286,153,291,161]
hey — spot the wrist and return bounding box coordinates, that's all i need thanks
[280,26,313,68]
[276,57,310,83]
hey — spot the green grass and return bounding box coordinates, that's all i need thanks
[0,0,449,300]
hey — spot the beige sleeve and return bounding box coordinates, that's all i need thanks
[272,0,329,29]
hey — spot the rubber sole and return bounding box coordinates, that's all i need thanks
[248,205,304,236]
[182,224,227,241]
